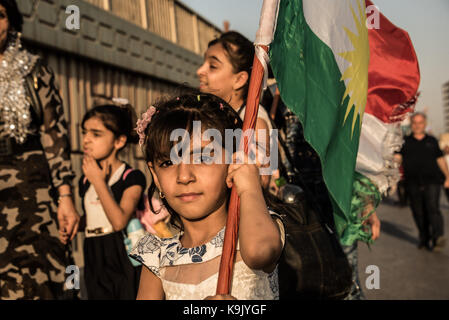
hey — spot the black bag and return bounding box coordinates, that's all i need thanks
[277,189,353,300]
[256,90,353,299]
[257,95,352,299]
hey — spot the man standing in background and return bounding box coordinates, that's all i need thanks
[395,112,447,251]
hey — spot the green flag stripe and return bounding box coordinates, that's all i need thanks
[270,0,362,241]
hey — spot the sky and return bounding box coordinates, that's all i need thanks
[180,0,449,136]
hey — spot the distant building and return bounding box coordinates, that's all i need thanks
[443,81,449,132]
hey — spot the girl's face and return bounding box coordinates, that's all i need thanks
[149,140,229,222]
[197,43,246,104]
[0,5,9,53]
[82,117,125,161]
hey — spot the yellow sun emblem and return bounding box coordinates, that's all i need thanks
[339,0,370,136]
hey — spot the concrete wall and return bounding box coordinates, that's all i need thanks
[18,0,206,86]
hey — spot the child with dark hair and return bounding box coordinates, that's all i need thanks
[201,31,255,100]
[197,31,277,191]
[79,102,146,299]
[130,92,285,300]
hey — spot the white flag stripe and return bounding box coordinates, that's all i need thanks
[356,113,402,193]
[303,0,366,82]
[255,0,280,46]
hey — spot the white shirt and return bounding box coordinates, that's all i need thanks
[84,163,126,237]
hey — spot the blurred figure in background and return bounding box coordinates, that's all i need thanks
[395,112,447,251]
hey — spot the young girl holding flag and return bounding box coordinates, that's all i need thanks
[131,93,285,300]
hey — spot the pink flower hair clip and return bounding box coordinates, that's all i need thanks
[135,106,157,147]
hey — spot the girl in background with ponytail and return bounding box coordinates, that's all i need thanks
[79,103,146,299]
[196,31,278,192]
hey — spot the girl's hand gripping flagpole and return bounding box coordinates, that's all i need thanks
[216,0,280,295]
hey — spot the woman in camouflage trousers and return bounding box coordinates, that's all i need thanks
[0,0,80,299]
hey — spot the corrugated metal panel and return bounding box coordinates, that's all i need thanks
[110,0,143,28]
[198,18,220,56]
[147,0,172,41]
[84,0,107,9]
[86,0,221,54]
[175,5,196,52]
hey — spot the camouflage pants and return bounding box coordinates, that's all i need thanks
[342,242,365,300]
[0,151,75,300]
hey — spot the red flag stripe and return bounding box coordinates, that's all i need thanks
[365,0,420,123]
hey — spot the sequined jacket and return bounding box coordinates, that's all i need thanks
[0,58,75,190]
[29,59,75,188]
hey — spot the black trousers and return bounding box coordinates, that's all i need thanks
[84,232,141,300]
[397,180,408,206]
[407,183,444,242]
[445,188,449,204]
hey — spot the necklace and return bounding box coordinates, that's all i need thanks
[0,32,39,144]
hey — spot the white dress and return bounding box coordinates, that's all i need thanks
[130,214,284,300]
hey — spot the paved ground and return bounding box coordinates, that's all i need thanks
[74,194,449,300]
[357,193,449,300]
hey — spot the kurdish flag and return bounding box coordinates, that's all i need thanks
[270,0,370,245]
[270,0,419,245]
[356,0,420,196]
